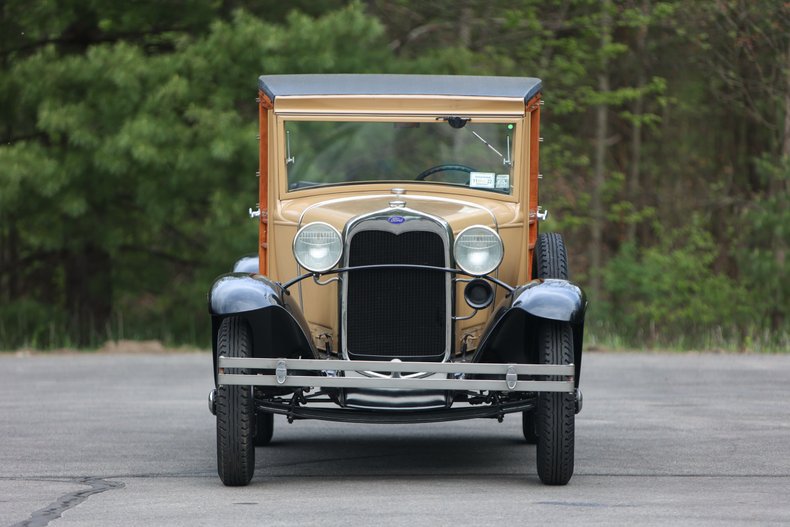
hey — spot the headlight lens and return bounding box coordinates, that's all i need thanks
[453,225,504,276]
[293,222,343,273]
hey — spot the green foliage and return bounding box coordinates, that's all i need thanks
[0,2,393,349]
[0,0,787,351]
[598,220,752,348]
[734,155,790,340]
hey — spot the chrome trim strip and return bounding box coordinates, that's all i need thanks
[297,194,499,231]
[280,264,516,293]
[281,264,514,293]
[218,374,573,393]
[218,357,574,393]
[219,357,573,376]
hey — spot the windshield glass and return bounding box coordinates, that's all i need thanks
[284,119,517,195]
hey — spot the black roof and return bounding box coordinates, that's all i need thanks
[258,74,542,102]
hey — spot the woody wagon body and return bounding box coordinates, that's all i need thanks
[207,74,586,486]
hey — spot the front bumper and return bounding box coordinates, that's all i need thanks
[215,358,576,423]
[218,357,574,393]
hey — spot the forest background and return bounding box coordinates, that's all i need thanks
[0,0,787,351]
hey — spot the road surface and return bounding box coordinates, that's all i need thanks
[1,351,789,526]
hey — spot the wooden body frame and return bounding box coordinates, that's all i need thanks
[258,91,273,275]
[526,94,541,279]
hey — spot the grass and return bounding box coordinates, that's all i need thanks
[1,307,787,353]
[585,324,789,353]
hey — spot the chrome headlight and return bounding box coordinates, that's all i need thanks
[453,225,504,276]
[293,222,342,273]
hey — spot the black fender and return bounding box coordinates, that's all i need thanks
[208,273,317,385]
[473,279,586,387]
[231,254,259,273]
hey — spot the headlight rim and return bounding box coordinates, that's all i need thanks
[292,221,343,273]
[453,224,504,276]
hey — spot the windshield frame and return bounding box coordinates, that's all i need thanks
[274,113,525,203]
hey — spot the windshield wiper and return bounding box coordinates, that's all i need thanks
[438,116,513,167]
[470,129,512,167]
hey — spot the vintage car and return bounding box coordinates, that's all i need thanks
[207,74,586,486]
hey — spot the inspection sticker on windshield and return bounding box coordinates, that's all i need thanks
[470,172,495,189]
[496,174,510,189]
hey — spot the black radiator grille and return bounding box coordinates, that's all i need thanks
[346,229,447,361]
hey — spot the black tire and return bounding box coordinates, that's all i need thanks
[534,232,569,280]
[216,317,255,486]
[523,232,569,443]
[522,410,539,444]
[535,320,575,485]
[253,411,274,447]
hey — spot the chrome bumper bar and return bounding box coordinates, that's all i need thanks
[217,357,575,393]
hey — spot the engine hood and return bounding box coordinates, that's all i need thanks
[268,186,530,334]
[279,190,521,234]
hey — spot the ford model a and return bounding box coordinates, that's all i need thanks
[207,75,586,486]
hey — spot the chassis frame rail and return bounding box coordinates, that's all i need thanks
[257,397,537,424]
[218,357,575,393]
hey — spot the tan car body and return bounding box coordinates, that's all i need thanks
[257,92,543,355]
[209,75,585,487]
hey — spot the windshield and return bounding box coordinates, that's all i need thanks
[284,119,517,195]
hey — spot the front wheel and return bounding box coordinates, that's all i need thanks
[216,317,255,486]
[535,320,575,485]
[254,411,274,446]
[524,232,570,443]
[522,411,538,444]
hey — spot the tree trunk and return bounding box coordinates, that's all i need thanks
[784,38,790,158]
[590,0,611,300]
[65,245,112,347]
[774,37,790,331]
[0,218,6,302]
[627,0,649,244]
[0,217,20,301]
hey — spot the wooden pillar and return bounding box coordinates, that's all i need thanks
[258,91,273,276]
[526,94,541,280]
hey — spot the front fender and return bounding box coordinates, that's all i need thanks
[208,273,316,385]
[474,279,586,387]
[209,272,281,315]
[512,279,587,324]
[231,254,259,274]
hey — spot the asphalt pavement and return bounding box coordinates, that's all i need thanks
[1,351,789,526]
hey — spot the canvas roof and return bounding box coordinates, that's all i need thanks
[258,74,542,102]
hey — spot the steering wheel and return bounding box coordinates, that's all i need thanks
[415,164,477,181]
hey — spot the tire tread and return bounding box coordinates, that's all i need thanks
[523,232,569,444]
[216,317,255,486]
[535,232,569,280]
[536,321,575,485]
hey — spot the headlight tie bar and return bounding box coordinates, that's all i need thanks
[280,263,514,293]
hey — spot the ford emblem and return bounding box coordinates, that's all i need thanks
[388,216,405,224]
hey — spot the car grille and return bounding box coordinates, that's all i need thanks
[346,230,447,361]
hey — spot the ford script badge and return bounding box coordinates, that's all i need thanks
[388,216,405,224]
